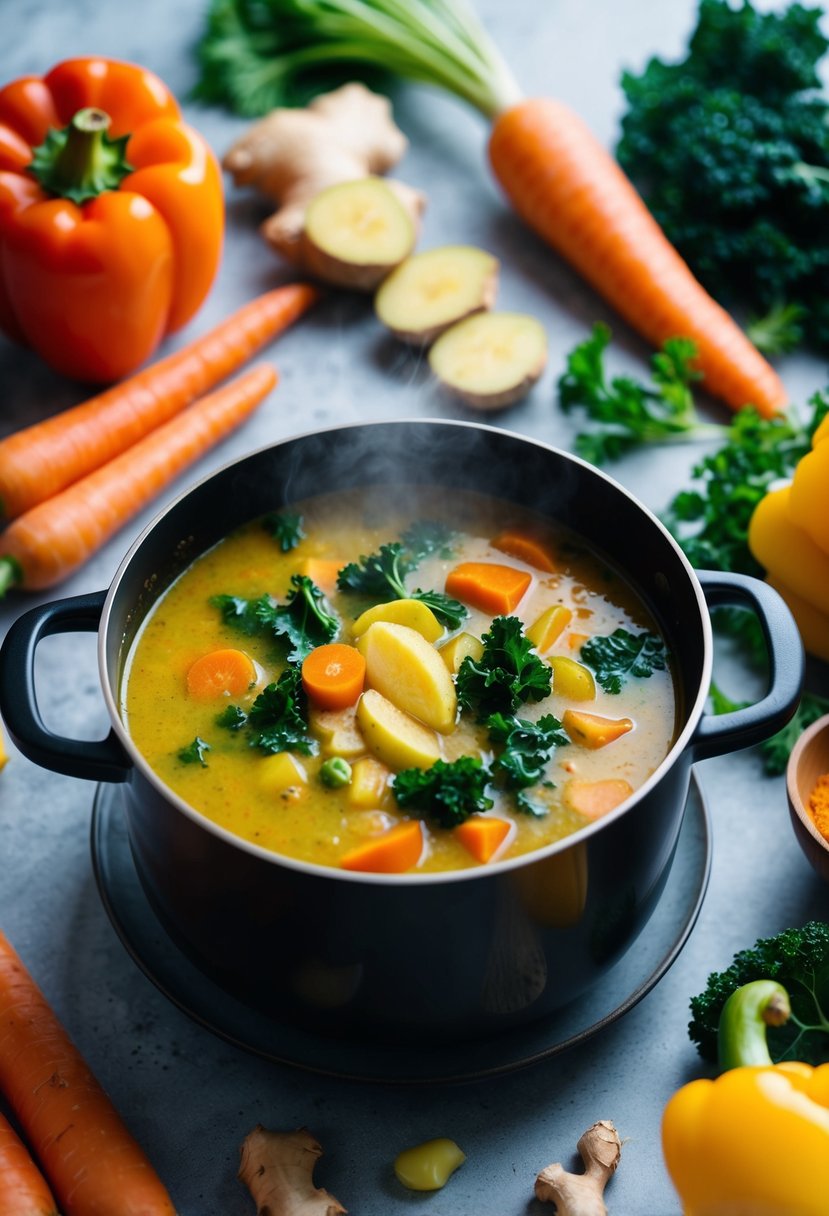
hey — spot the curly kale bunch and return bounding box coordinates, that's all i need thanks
[617,0,829,355]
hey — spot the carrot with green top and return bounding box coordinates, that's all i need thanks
[445,561,531,615]
[196,2,786,416]
[0,363,277,597]
[0,283,318,521]
[0,1111,58,1216]
[0,928,176,1216]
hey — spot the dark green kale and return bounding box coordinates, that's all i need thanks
[580,628,668,694]
[393,756,494,828]
[456,616,551,718]
[337,531,466,631]
[400,520,456,561]
[617,0,829,354]
[688,921,829,1066]
[213,575,338,663]
[514,790,549,818]
[215,704,248,731]
[245,666,317,755]
[486,712,568,788]
[558,323,723,463]
[177,736,211,766]
[263,510,305,551]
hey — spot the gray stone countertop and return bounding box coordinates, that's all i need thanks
[0,1,827,1212]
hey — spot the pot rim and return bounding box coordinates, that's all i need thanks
[99,416,712,886]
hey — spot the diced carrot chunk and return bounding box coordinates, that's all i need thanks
[563,709,634,749]
[568,632,589,651]
[565,778,633,820]
[299,557,343,594]
[491,531,557,572]
[445,561,532,615]
[339,820,424,873]
[454,815,512,863]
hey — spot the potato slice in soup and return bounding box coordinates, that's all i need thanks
[358,622,457,733]
[356,689,441,771]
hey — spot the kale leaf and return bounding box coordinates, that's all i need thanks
[213,575,338,663]
[456,616,551,718]
[486,711,568,788]
[617,0,829,354]
[177,736,211,766]
[393,756,494,828]
[558,323,723,463]
[688,921,829,1066]
[245,666,317,755]
[215,704,248,731]
[337,528,466,631]
[580,628,668,694]
[263,510,305,551]
[211,593,270,636]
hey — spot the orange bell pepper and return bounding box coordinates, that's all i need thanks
[0,57,224,382]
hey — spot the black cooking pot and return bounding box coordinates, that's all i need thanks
[0,420,803,1043]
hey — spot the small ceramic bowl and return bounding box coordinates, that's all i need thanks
[786,713,829,883]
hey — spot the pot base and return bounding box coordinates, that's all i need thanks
[90,776,711,1084]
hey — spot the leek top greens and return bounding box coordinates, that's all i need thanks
[195,0,523,117]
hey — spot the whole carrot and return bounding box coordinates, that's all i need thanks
[0,1110,58,1216]
[487,99,787,418]
[0,929,176,1216]
[0,282,318,521]
[0,362,277,596]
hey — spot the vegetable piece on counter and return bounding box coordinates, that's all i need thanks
[186,648,258,699]
[222,82,424,282]
[0,1109,57,1216]
[445,561,532,616]
[0,56,224,382]
[535,1121,622,1216]
[393,756,494,828]
[663,979,829,1216]
[356,688,441,771]
[558,323,725,464]
[0,282,318,523]
[0,363,277,598]
[339,818,424,872]
[301,176,416,291]
[301,643,366,710]
[617,0,829,357]
[687,920,829,1066]
[428,312,548,410]
[375,245,499,344]
[357,621,457,734]
[580,629,668,694]
[748,485,829,618]
[0,929,176,1216]
[456,616,551,718]
[454,815,511,862]
[196,0,788,414]
[238,1125,346,1216]
[393,1137,466,1191]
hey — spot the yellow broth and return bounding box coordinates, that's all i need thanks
[121,487,677,873]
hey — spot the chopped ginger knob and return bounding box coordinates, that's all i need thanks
[394,1137,466,1191]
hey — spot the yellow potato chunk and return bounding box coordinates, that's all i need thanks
[439,631,484,674]
[356,689,441,771]
[259,752,308,796]
[348,756,394,809]
[358,621,457,733]
[307,704,366,758]
[351,598,443,643]
[549,655,596,701]
[527,605,573,652]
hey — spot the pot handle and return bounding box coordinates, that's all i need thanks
[0,591,131,783]
[690,569,804,761]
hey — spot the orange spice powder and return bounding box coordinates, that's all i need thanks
[807,773,829,843]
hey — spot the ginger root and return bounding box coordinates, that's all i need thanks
[223,83,424,287]
[535,1120,622,1216]
[238,1125,346,1216]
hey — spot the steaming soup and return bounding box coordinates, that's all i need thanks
[122,486,677,873]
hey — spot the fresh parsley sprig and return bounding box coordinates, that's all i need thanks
[456,616,551,718]
[212,574,339,662]
[246,666,317,755]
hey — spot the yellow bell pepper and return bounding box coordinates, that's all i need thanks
[662,981,829,1215]
[748,485,829,616]
[766,575,829,665]
[788,430,829,554]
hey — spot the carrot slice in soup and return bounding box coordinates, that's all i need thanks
[340,820,424,873]
[445,561,531,615]
[565,778,633,820]
[302,643,366,710]
[455,815,512,862]
[491,530,556,572]
[186,648,257,698]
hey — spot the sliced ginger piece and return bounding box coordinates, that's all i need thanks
[358,621,457,734]
[375,245,499,344]
[238,1125,346,1216]
[302,177,416,291]
[428,311,548,409]
[356,689,441,771]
